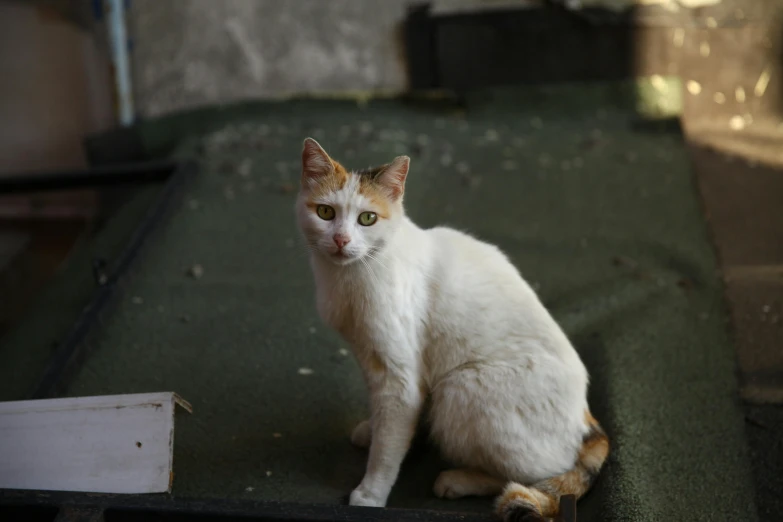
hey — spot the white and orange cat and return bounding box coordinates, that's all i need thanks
[295,138,608,521]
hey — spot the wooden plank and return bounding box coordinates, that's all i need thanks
[0,392,191,494]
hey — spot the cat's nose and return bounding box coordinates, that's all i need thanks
[333,234,351,249]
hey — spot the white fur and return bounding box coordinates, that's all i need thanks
[296,149,590,508]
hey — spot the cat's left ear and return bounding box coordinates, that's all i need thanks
[377,156,410,201]
[301,137,334,188]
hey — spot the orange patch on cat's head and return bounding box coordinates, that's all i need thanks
[354,157,410,217]
[332,160,348,183]
[357,180,393,219]
[306,159,349,199]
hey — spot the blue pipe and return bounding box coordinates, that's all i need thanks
[107,0,134,126]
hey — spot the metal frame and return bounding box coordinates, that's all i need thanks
[1,490,577,521]
[0,161,178,195]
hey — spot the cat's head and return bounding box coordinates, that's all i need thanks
[296,137,409,266]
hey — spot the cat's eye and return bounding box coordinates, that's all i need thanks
[358,212,377,226]
[316,205,335,221]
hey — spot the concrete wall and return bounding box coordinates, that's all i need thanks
[0,0,114,174]
[131,0,413,117]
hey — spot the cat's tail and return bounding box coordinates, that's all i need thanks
[495,411,609,521]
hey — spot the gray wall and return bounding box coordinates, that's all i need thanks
[131,0,412,117]
[129,0,727,117]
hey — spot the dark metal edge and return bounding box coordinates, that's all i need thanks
[0,161,178,195]
[0,490,495,522]
[1,489,580,522]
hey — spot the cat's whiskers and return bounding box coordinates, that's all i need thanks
[359,255,381,288]
[364,250,391,273]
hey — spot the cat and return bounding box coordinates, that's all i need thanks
[295,137,609,521]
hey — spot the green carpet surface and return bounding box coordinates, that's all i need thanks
[0,84,759,520]
[0,187,160,401]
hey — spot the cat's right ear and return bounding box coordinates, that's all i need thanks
[301,138,334,188]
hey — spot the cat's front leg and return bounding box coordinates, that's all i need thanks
[349,376,423,507]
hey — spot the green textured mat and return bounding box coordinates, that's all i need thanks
[0,186,160,401]
[1,84,758,521]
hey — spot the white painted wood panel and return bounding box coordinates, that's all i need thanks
[0,392,191,494]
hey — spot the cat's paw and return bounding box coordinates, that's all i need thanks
[433,470,471,499]
[350,420,371,449]
[349,486,385,507]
